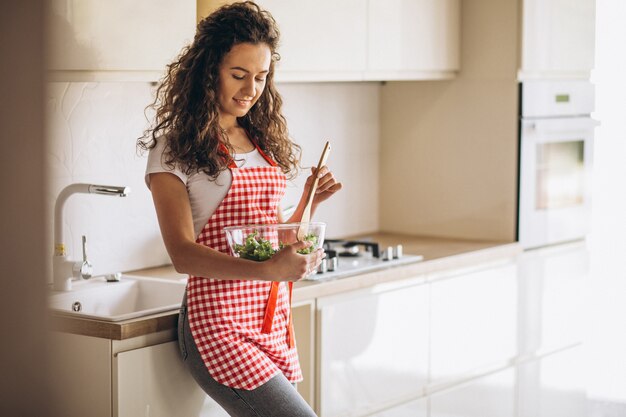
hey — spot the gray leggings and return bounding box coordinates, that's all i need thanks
[178,298,317,417]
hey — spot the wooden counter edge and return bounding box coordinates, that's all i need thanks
[49,310,178,341]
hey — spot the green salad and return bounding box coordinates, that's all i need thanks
[233,231,318,261]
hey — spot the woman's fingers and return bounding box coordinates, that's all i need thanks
[305,249,325,276]
[297,248,325,279]
[310,165,329,179]
[272,244,325,281]
[310,166,342,195]
[317,179,342,195]
[289,240,312,252]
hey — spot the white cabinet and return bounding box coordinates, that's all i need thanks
[49,331,229,417]
[517,346,587,417]
[48,0,462,82]
[49,332,112,417]
[429,262,518,385]
[367,0,460,80]
[46,0,196,81]
[317,280,429,417]
[520,0,596,79]
[258,0,368,82]
[256,0,460,82]
[114,341,228,417]
[430,368,516,417]
[292,301,317,408]
[518,242,588,356]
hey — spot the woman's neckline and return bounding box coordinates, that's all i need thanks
[233,147,259,157]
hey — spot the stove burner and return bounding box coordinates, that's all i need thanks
[324,239,381,258]
[310,238,422,281]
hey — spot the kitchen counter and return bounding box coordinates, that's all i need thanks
[49,233,521,340]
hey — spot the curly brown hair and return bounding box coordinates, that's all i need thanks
[137,1,300,179]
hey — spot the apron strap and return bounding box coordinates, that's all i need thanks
[253,142,278,167]
[218,142,238,169]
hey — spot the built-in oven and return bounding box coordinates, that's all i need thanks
[518,80,599,249]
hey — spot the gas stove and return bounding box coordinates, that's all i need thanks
[303,239,424,281]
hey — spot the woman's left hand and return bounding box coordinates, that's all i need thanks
[281,166,343,223]
[305,165,342,206]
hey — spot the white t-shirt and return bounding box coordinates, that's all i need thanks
[145,137,272,238]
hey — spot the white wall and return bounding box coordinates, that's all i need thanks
[279,83,380,237]
[45,81,380,277]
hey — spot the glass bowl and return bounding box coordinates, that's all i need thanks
[223,222,326,261]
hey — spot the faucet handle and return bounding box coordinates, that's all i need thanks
[81,235,88,263]
[73,235,93,280]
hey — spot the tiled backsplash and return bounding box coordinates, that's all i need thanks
[45,82,380,278]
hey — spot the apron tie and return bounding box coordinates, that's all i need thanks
[261,281,296,349]
[261,282,280,333]
[287,281,295,348]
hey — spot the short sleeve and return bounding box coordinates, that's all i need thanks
[145,137,188,189]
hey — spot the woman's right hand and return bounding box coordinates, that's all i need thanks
[263,241,325,282]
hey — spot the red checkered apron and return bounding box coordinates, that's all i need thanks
[186,143,302,390]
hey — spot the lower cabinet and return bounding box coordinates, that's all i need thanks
[51,303,317,417]
[518,242,588,355]
[429,262,518,384]
[317,280,429,417]
[49,332,113,417]
[51,246,587,416]
[517,345,587,417]
[429,368,517,417]
[114,341,227,417]
[49,332,230,417]
[292,301,317,407]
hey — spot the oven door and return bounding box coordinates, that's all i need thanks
[518,116,598,249]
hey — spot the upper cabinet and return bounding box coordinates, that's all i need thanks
[519,0,596,80]
[366,0,460,80]
[264,0,460,82]
[257,0,368,82]
[46,0,196,81]
[47,0,460,82]
[214,0,460,82]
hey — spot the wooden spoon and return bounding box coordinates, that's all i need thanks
[297,141,331,241]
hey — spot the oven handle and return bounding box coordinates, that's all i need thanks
[527,118,600,134]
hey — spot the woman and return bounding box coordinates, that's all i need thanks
[138,2,341,416]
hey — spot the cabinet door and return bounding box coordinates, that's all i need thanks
[430,262,518,385]
[518,242,588,356]
[46,0,196,80]
[49,332,112,417]
[114,341,228,417]
[367,0,460,80]
[317,281,429,417]
[430,368,516,417]
[292,301,316,408]
[517,345,587,417]
[520,0,596,79]
[257,0,368,81]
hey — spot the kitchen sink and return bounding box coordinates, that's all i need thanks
[48,275,186,322]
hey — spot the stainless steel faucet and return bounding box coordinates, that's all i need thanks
[53,183,130,291]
